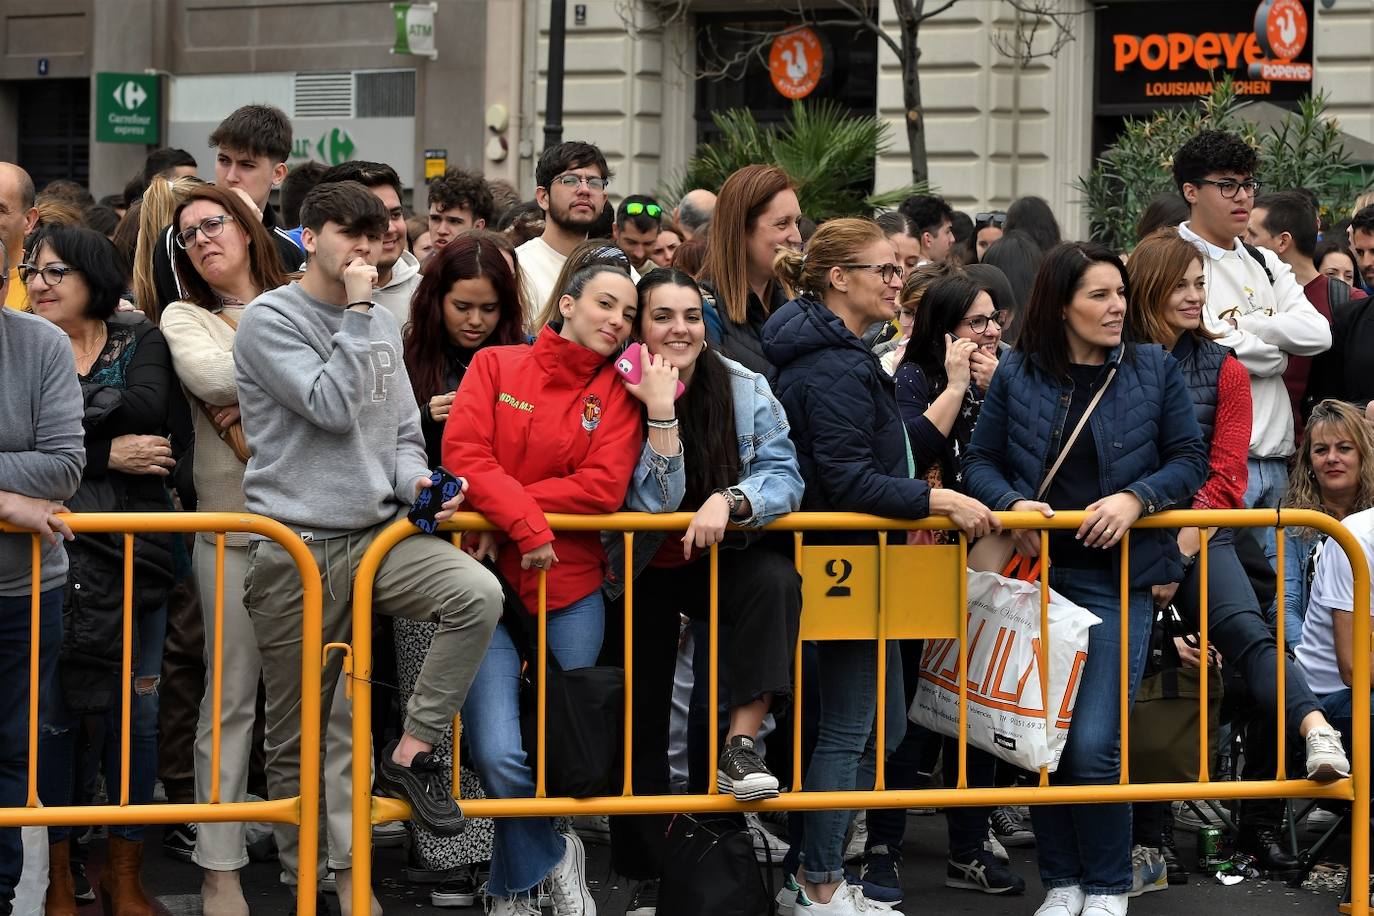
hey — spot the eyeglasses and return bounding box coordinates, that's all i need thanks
[841,263,904,283]
[1195,177,1261,199]
[552,173,609,192]
[975,211,1007,229]
[960,309,1011,334]
[623,201,662,218]
[175,214,236,249]
[18,263,79,287]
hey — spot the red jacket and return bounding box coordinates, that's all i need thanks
[443,326,643,613]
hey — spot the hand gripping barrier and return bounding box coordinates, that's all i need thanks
[0,513,327,916]
[344,508,1367,916]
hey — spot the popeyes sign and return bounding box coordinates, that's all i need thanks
[1097,0,1313,108]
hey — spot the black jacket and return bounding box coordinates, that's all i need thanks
[761,295,930,528]
[1309,291,1374,410]
[151,202,303,313]
[702,282,787,378]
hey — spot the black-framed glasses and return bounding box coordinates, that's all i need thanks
[175,214,236,249]
[1195,177,1261,199]
[623,201,662,218]
[552,173,609,192]
[975,211,1007,229]
[18,263,79,286]
[960,309,1011,334]
[841,263,903,283]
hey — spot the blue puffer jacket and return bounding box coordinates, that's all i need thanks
[761,295,929,524]
[962,343,1208,587]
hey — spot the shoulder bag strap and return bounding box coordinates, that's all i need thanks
[1035,366,1117,500]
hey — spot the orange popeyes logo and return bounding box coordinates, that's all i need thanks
[1113,31,1265,72]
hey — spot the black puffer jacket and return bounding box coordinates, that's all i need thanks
[762,295,930,530]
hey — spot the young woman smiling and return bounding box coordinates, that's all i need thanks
[442,263,643,916]
[600,268,804,907]
[962,241,1209,916]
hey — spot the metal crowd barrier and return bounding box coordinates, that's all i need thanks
[0,512,327,916]
[349,508,1369,916]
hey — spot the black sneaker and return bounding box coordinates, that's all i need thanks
[72,860,96,904]
[626,878,659,916]
[162,822,196,863]
[716,735,779,801]
[945,848,1027,895]
[1160,821,1188,885]
[431,865,479,908]
[990,805,1035,847]
[375,739,466,836]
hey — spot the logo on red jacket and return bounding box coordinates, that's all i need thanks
[580,393,603,432]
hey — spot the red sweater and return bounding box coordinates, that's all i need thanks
[1192,354,1252,510]
[443,327,643,613]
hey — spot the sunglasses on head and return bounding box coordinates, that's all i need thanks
[623,202,662,219]
[975,211,1007,229]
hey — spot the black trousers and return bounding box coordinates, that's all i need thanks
[603,538,802,879]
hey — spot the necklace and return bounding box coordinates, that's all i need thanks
[76,324,107,361]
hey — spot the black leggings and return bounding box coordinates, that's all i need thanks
[602,538,802,879]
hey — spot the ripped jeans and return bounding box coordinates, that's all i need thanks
[39,604,166,843]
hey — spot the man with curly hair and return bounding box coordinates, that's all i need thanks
[427,168,494,251]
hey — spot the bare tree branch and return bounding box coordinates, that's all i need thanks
[991,0,1082,64]
[831,0,903,59]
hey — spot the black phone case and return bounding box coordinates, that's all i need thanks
[408,466,462,535]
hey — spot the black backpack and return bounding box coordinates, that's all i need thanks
[658,814,773,916]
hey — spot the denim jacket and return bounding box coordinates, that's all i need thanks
[603,353,803,599]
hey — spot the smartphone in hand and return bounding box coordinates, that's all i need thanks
[409,466,463,535]
[615,343,685,400]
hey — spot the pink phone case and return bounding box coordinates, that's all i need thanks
[615,343,686,400]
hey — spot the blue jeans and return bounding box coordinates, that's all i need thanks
[39,603,166,843]
[1032,569,1151,896]
[462,591,604,897]
[0,589,62,909]
[1244,456,1289,581]
[799,639,906,884]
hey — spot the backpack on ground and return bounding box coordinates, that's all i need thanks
[657,813,772,916]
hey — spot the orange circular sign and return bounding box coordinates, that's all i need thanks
[1256,0,1308,61]
[769,27,823,99]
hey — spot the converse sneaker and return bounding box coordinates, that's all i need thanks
[747,811,791,865]
[1081,892,1129,916]
[1128,845,1167,897]
[946,848,1026,894]
[487,894,541,916]
[1034,886,1086,916]
[717,735,780,801]
[991,805,1035,847]
[1304,725,1351,781]
[544,831,595,915]
[431,864,480,908]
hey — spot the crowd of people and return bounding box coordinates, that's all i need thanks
[2,102,1373,916]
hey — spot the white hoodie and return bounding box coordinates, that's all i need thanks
[373,249,422,330]
[1179,221,1330,459]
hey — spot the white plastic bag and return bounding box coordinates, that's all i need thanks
[11,825,47,916]
[910,570,1100,773]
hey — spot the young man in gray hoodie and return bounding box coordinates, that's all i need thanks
[235,181,501,906]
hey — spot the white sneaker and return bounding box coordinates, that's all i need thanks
[747,811,792,865]
[797,881,901,914]
[1082,892,1129,916]
[1305,725,1351,781]
[984,829,1010,863]
[487,895,541,916]
[1128,845,1167,897]
[1034,886,1086,916]
[1171,800,1225,832]
[545,831,596,915]
[777,874,801,915]
[843,813,868,863]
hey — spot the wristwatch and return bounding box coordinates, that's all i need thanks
[716,486,748,519]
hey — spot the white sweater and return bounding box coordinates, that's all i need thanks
[1179,222,1331,459]
[160,300,250,545]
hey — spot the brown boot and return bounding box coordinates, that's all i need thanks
[45,839,78,916]
[98,835,155,916]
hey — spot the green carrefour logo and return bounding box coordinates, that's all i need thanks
[292,128,357,165]
[96,72,160,145]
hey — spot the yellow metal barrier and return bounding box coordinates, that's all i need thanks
[0,512,327,915]
[340,508,1367,916]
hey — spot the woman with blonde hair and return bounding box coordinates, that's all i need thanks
[763,217,995,916]
[132,175,202,322]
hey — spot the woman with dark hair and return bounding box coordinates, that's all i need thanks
[1133,193,1189,245]
[160,183,291,916]
[764,218,996,916]
[962,241,1208,916]
[25,225,176,916]
[698,164,803,375]
[443,262,643,915]
[1315,239,1360,288]
[602,268,804,908]
[1003,195,1061,254]
[1128,228,1347,879]
[405,233,527,467]
[980,230,1043,345]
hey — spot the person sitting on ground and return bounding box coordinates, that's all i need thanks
[234,181,503,914]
